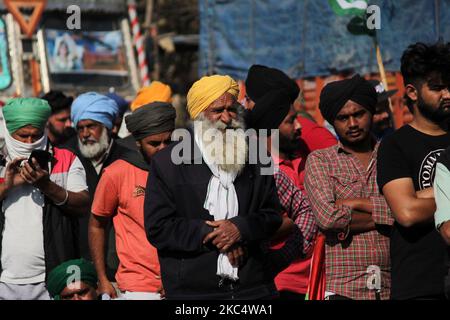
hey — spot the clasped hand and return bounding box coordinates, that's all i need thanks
[203,219,246,267]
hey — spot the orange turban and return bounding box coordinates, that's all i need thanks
[130,81,172,111]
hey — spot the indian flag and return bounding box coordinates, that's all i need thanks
[328,0,368,16]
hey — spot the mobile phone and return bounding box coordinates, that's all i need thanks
[28,150,51,171]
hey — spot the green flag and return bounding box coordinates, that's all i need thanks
[328,0,368,16]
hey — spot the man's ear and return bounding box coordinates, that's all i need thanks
[135,140,141,149]
[405,84,418,102]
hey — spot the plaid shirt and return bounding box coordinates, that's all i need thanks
[274,169,317,255]
[304,142,392,300]
[265,170,318,276]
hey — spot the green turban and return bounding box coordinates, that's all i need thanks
[2,98,51,134]
[47,259,98,300]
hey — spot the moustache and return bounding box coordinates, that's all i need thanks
[81,138,98,144]
[215,121,242,131]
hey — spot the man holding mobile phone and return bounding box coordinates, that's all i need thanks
[0,98,90,300]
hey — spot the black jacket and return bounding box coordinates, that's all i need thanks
[144,136,283,299]
[61,135,132,279]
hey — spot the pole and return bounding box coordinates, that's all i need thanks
[144,0,154,34]
[374,37,394,114]
[148,0,160,81]
[151,22,160,80]
[143,0,160,80]
[128,0,150,86]
[435,0,440,41]
[30,59,41,96]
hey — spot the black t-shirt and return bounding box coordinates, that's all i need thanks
[377,125,450,299]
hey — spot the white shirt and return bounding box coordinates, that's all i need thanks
[0,156,87,284]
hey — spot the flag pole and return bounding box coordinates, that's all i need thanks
[373,37,394,113]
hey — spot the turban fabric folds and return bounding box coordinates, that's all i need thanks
[319,74,377,124]
[246,89,292,132]
[187,75,239,120]
[71,92,119,130]
[245,65,300,104]
[2,98,51,134]
[125,102,176,141]
[131,81,172,112]
[244,65,300,132]
[46,259,97,300]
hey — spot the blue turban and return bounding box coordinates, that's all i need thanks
[106,92,129,117]
[71,92,119,130]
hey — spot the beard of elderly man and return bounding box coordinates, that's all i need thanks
[193,92,248,175]
[76,119,111,161]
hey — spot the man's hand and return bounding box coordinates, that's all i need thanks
[20,158,50,189]
[97,279,118,299]
[3,157,27,190]
[335,198,373,214]
[226,245,247,268]
[203,220,241,251]
[335,198,358,209]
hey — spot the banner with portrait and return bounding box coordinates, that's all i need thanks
[43,28,133,90]
[46,29,128,76]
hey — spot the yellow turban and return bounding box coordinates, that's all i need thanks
[130,81,172,111]
[187,75,239,120]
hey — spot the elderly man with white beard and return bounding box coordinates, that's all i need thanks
[144,75,283,300]
[65,92,130,279]
[71,93,119,174]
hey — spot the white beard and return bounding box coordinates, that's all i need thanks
[194,113,248,175]
[78,127,110,160]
